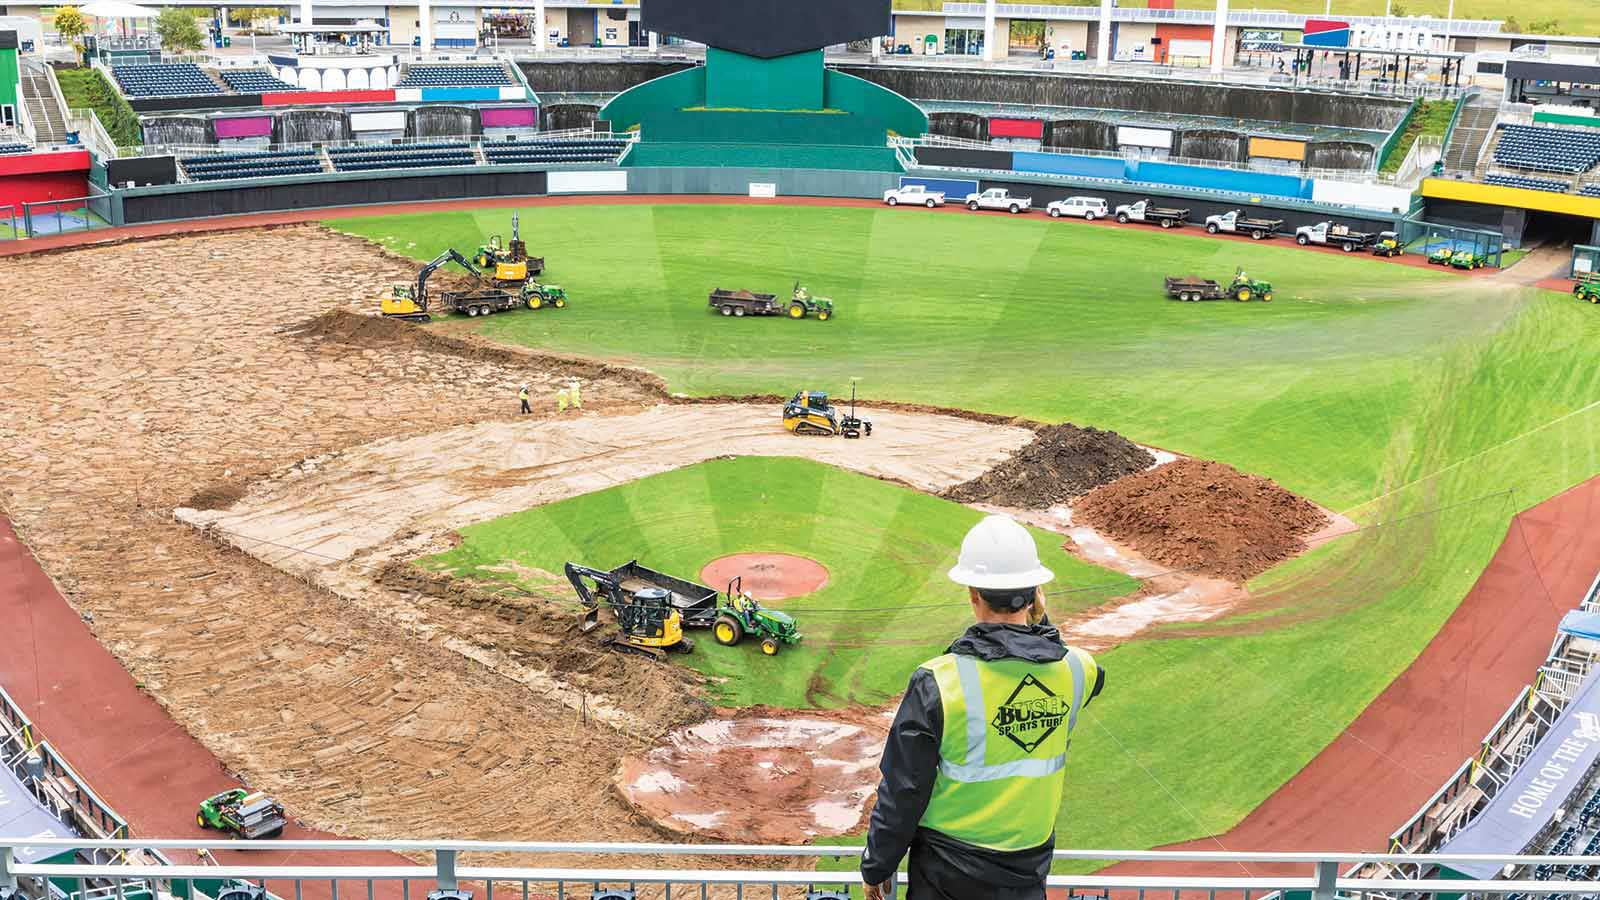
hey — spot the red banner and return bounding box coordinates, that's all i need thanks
[988,118,1044,140]
[260,90,396,106]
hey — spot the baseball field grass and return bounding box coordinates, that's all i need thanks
[417,455,1140,708]
[337,203,1600,860]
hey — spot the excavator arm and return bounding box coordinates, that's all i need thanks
[411,250,487,310]
[566,562,623,632]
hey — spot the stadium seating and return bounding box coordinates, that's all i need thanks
[328,141,475,172]
[394,64,512,88]
[1581,184,1600,198]
[181,149,322,181]
[112,63,224,97]
[482,138,630,164]
[0,141,31,155]
[1484,173,1571,193]
[221,69,302,93]
[1492,124,1600,175]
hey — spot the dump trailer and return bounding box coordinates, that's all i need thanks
[1115,200,1189,228]
[196,789,287,839]
[709,288,783,317]
[440,287,522,317]
[1164,271,1275,302]
[1296,221,1377,252]
[1204,210,1283,240]
[380,249,523,321]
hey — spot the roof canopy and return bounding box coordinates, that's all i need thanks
[79,0,160,19]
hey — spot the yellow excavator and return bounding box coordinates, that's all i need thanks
[473,213,545,286]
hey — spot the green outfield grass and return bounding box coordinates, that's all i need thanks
[335,203,1600,861]
[417,456,1139,708]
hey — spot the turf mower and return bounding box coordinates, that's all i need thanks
[196,788,287,839]
[473,213,545,285]
[712,577,802,656]
[567,560,719,658]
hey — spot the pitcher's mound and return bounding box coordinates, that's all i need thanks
[616,711,890,842]
[701,553,829,600]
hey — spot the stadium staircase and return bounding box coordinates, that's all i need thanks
[1444,95,1498,175]
[20,70,67,146]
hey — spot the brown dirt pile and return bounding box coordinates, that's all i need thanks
[942,423,1155,508]
[1076,458,1328,581]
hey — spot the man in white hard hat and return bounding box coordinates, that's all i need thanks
[861,514,1104,900]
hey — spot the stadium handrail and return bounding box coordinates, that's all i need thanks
[10,841,1600,898]
[0,686,143,846]
[139,126,635,161]
[1432,86,1482,177]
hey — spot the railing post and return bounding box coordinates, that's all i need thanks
[1312,860,1338,900]
[436,849,458,891]
[1,845,15,891]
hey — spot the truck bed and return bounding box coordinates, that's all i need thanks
[612,560,719,625]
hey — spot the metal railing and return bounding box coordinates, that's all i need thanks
[9,840,1600,899]
[0,686,137,842]
[69,107,120,161]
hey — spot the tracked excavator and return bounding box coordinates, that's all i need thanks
[565,560,719,658]
[379,248,519,322]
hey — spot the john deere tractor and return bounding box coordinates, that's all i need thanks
[1575,274,1600,303]
[1226,269,1274,303]
[712,580,802,656]
[522,280,568,310]
[788,283,835,321]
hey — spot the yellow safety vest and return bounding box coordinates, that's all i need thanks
[917,647,1096,851]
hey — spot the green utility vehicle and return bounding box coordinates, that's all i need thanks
[1372,232,1403,258]
[1450,249,1487,270]
[196,789,287,839]
[1575,274,1600,303]
[1427,245,1456,265]
[712,578,803,656]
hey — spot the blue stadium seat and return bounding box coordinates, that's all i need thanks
[0,141,31,155]
[482,137,629,165]
[181,149,321,181]
[221,69,302,93]
[1493,124,1600,175]
[1580,184,1600,198]
[112,63,225,97]
[327,141,475,172]
[1483,172,1570,193]
[394,64,512,88]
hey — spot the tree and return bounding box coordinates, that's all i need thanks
[156,7,206,52]
[53,5,88,58]
[234,7,286,26]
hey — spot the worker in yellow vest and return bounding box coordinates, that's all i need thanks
[518,385,531,415]
[861,514,1104,900]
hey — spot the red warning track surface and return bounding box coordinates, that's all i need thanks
[0,193,1489,276]
[1116,475,1600,877]
[0,516,403,877]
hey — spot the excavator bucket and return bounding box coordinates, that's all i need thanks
[579,605,600,633]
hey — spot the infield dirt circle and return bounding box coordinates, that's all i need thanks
[700,553,830,600]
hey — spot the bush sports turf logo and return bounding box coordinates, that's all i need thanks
[991,674,1070,753]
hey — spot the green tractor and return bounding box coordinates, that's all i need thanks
[1227,270,1275,303]
[1427,245,1456,266]
[1450,249,1487,270]
[196,788,287,839]
[522,280,568,310]
[712,579,802,656]
[788,282,835,321]
[1575,274,1600,304]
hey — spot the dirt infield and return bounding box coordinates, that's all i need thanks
[1076,458,1330,581]
[1115,475,1600,874]
[942,424,1155,509]
[615,708,891,842]
[701,554,831,600]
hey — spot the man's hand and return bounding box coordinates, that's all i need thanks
[863,879,892,900]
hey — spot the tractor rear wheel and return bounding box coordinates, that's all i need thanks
[789,304,805,319]
[714,616,743,647]
[1236,288,1252,302]
[761,638,780,656]
[529,296,542,309]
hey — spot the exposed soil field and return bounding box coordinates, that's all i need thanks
[1076,458,1331,581]
[615,707,891,843]
[942,424,1156,509]
[0,225,717,869]
[701,553,830,600]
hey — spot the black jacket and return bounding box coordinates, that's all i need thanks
[860,623,1105,897]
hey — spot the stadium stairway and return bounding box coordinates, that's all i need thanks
[20,70,67,145]
[1445,95,1498,174]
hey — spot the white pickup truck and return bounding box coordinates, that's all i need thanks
[1204,210,1284,240]
[964,188,1032,214]
[1114,199,1189,228]
[1047,196,1108,220]
[1295,221,1378,252]
[883,184,946,208]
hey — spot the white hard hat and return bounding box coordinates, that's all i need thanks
[947,515,1055,590]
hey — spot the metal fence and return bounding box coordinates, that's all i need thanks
[1571,244,1600,279]
[1397,217,1505,266]
[11,840,1600,900]
[0,205,18,242]
[18,191,116,239]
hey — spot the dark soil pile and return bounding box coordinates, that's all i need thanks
[1075,458,1328,582]
[943,424,1155,508]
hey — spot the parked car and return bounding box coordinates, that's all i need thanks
[883,184,946,208]
[1047,197,1108,220]
[964,188,1032,214]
